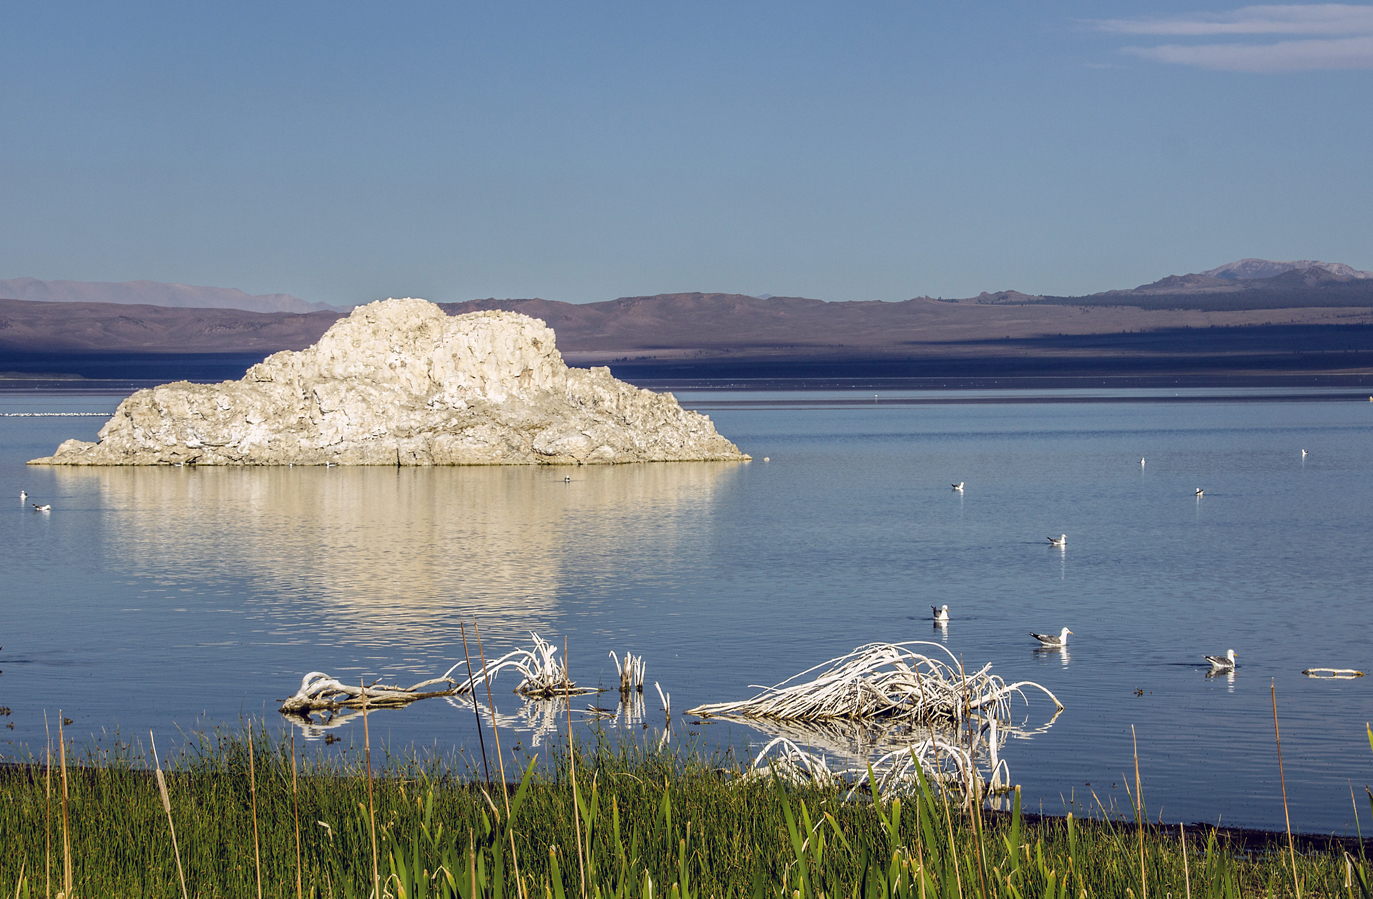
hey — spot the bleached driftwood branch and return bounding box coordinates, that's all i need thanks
[610,650,646,695]
[685,641,1061,726]
[278,671,463,714]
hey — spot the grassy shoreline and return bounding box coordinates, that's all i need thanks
[2,725,1369,898]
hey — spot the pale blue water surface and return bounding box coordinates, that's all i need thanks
[2,389,1371,834]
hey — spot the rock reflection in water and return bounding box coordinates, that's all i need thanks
[53,462,739,648]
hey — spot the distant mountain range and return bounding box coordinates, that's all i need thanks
[0,278,342,314]
[1,260,1370,386]
[1040,259,1373,312]
[1201,259,1373,281]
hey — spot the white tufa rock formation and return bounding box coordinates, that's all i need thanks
[30,298,749,466]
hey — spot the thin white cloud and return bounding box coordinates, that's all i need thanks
[1124,34,1373,70]
[1092,4,1373,70]
[1094,4,1373,37]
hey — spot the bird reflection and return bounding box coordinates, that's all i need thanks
[932,620,949,642]
[1204,668,1237,692]
[1034,646,1070,667]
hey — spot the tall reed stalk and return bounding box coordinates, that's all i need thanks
[151,733,188,899]
[59,714,70,899]
[1272,682,1301,899]
[363,681,379,899]
[44,713,51,899]
[566,637,587,899]
[1134,724,1147,899]
[1181,822,1191,899]
[461,622,492,786]
[475,620,527,899]
[292,730,302,899]
[249,720,262,899]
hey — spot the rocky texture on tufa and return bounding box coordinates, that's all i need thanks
[29,298,749,466]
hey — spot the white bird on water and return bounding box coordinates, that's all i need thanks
[19,490,27,502]
[1140,458,1145,466]
[1031,627,1071,648]
[1047,534,1066,547]
[952,482,964,492]
[1205,649,1237,671]
[1301,449,1307,458]
[32,503,51,512]
[1195,488,1204,497]
[932,604,950,623]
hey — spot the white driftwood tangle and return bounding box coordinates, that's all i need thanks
[486,632,602,698]
[685,641,1062,726]
[743,733,1006,804]
[727,707,1032,805]
[279,631,600,721]
[279,671,464,714]
[610,650,647,695]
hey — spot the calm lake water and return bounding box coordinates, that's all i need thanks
[2,388,1372,834]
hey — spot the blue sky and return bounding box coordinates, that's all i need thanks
[2,2,1370,304]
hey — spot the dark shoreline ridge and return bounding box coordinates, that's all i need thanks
[4,320,1372,391]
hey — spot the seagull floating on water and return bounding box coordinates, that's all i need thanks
[932,604,950,623]
[1047,534,1066,547]
[1195,488,1204,497]
[32,503,51,512]
[19,490,27,501]
[1301,449,1307,457]
[952,482,964,492]
[1140,458,1145,466]
[1031,627,1071,648]
[1204,649,1237,671]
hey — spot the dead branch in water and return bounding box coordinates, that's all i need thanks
[609,650,646,695]
[685,641,1062,726]
[500,632,602,698]
[279,632,602,719]
[278,671,463,714]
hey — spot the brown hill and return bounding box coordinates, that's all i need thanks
[3,293,1371,362]
[3,291,1372,387]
